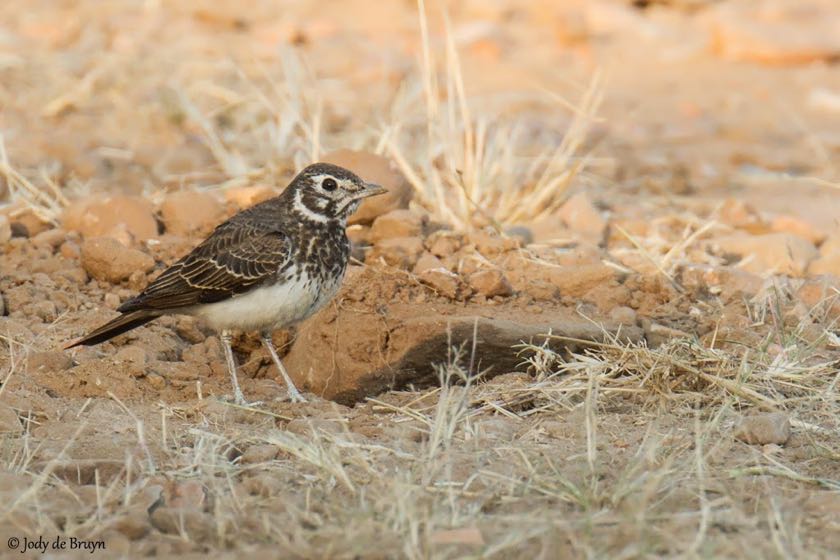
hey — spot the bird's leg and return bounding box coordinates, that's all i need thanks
[220,330,249,406]
[261,332,306,403]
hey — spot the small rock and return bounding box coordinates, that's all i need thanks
[504,225,534,246]
[609,306,637,326]
[809,253,840,277]
[558,192,607,240]
[137,484,164,510]
[0,214,11,245]
[147,373,166,390]
[0,293,4,316]
[504,257,617,299]
[112,510,151,540]
[321,150,412,225]
[174,317,206,344]
[418,268,461,299]
[413,253,445,274]
[346,225,371,247]
[708,233,817,276]
[224,185,276,209]
[59,241,81,259]
[63,195,158,241]
[457,255,483,277]
[712,267,764,297]
[128,269,148,291]
[242,473,286,497]
[468,269,513,297]
[31,300,57,322]
[240,444,279,464]
[104,292,121,309]
[115,346,147,367]
[709,3,840,66]
[366,237,424,269]
[81,237,155,283]
[796,276,840,318]
[160,191,224,235]
[552,243,603,266]
[734,413,791,445]
[466,230,520,256]
[369,209,425,243]
[10,210,50,238]
[27,351,73,374]
[31,228,68,250]
[819,230,840,256]
[426,231,463,257]
[716,198,767,232]
[771,215,825,246]
[150,507,213,540]
[170,480,206,510]
[680,264,763,298]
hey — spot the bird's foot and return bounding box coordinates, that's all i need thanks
[286,388,307,404]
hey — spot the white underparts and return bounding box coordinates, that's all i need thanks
[190,268,344,332]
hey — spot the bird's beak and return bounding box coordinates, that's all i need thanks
[355,182,388,200]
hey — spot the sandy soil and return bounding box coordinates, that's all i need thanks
[1,0,839,558]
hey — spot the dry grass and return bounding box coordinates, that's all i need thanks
[0,134,69,224]
[382,1,602,229]
[1,1,599,234]
[2,307,839,556]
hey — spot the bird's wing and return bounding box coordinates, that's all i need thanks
[118,222,293,312]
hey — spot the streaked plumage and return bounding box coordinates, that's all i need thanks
[65,163,387,404]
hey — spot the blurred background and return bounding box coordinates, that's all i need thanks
[1,0,838,234]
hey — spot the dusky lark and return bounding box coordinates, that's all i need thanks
[65,163,387,405]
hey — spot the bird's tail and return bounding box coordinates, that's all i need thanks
[63,311,158,349]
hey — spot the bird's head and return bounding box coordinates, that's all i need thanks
[287,162,388,224]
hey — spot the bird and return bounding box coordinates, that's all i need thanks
[64,163,387,405]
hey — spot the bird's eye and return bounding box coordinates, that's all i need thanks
[322,178,338,192]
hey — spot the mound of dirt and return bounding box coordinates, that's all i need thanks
[285,267,644,404]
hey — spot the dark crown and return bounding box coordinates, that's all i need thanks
[298,163,364,185]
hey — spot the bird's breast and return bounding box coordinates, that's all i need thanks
[193,265,345,332]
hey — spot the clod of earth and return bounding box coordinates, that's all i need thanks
[62,195,159,241]
[366,236,425,268]
[80,237,155,283]
[707,233,817,276]
[0,214,11,245]
[284,302,643,405]
[734,413,792,446]
[159,191,224,235]
[369,209,427,243]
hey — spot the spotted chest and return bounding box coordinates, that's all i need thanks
[296,223,350,283]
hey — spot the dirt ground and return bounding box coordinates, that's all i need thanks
[1,0,839,558]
